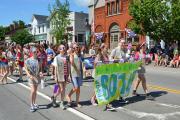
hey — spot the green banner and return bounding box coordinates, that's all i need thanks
[94,62,141,105]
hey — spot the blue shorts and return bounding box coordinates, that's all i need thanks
[72,77,82,88]
[0,62,6,67]
[47,60,53,65]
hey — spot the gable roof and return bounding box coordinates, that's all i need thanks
[32,14,48,24]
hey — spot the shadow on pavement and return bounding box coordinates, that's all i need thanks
[79,100,92,106]
[112,91,168,108]
[38,103,53,110]
[83,77,94,83]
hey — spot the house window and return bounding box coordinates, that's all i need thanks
[42,25,44,33]
[39,26,40,33]
[112,2,115,15]
[78,34,84,43]
[107,3,110,16]
[117,0,120,13]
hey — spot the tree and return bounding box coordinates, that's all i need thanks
[170,0,180,41]
[0,26,6,41]
[18,20,25,29]
[129,0,171,41]
[49,0,71,44]
[11,29,34,46]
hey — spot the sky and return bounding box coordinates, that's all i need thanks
[0,0,90,26]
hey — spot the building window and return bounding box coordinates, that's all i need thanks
[107,3,110,16]
[112,2,115,15]
[39,26,40,33]
[78,34,84,43]
[42,25,44,33]
[117,0,120,13]
[110,24,120,49]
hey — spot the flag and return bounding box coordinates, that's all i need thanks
[125,28,136,38]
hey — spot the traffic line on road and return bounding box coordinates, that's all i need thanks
[116,107,180,120]
[7,77,95,120]
[148,84,180,94]
[156,103,180,109]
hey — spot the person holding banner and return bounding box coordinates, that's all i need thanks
[132,44,152,99]
[110,39,128,103]
[91,46,116,110]
[66,44,82,107]
[110,39,127,62]
[51,45,69,110]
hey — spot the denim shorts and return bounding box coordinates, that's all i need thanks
[72,77,82,88]
[47,60,53,65]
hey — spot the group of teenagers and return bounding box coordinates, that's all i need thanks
[0,38,152,112]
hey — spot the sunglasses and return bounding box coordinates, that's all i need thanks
[59,47,65,51]
[73,46,79,49]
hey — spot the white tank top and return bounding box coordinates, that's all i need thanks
[71,54,80,77]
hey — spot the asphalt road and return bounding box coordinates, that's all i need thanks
[0,65,180,120]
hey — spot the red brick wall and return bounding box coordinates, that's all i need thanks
[94,0,145,47]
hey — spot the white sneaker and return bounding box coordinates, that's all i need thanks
[30,106,35,112]
[33,104,39,110]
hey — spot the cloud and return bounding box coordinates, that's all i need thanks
[74,0,91,7]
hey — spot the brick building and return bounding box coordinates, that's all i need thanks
[89,0,145,49]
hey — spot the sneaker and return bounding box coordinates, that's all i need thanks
[33,104,39,110]
[119,97,128,104]
[16,78,23,82]
[132,90,140,96]
[60,102,66,110]
[146,94,154,100]
[91,99,98,106]
[75,103,82,108]
[30,106,35,112]
[92,102,98,106]
[105,105,115,111]
[51,96,59,108]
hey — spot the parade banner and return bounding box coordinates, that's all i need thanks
[94,62,141,105]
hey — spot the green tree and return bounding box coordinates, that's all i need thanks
[0,26,6,41]
[11,29,34,46]
[170,0,180,41]
[129,0,171,41]
[49,0,71,44]
[18,20,25,29]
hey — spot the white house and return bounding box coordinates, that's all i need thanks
[48,12,88,45]
[29,14,49,43]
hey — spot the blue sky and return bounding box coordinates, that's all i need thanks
[0,0,90,26]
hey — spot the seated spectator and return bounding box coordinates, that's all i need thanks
[169,53,179,68]
[154,51,162,66]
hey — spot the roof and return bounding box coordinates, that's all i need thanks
[32,14,48,24]
[88,0,105,8]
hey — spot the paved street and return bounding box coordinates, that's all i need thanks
[0,65,180,120]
